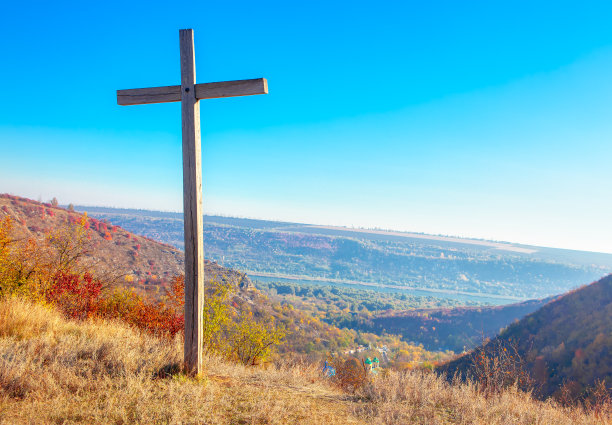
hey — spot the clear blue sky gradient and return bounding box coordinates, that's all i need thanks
[1,1,612,253]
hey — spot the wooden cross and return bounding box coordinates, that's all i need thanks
[116,29,267,375]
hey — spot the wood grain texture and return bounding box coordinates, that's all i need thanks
[117,85,181,105]
[180,28,204,377]
[195,78,268,99]
[117,78,267,105]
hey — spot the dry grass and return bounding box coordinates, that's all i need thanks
[0,297,358,424]
[354,370,610,425]
[0,297,608,424]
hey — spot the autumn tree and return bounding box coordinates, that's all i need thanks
[46,213,93,273]
[170,275,285,365]
[0,217,48,297]
[227,310,286,365]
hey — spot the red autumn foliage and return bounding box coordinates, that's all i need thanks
[44,269,184,337]
[125,301,184,336]
[166,275,185,311]
[0,207,185,338]
[45,271,102,320]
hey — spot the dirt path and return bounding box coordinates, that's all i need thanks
[209,374,366,424]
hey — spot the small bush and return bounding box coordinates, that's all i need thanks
[470,338,534,397]
[332,357,369,392]
[585,379,612,418]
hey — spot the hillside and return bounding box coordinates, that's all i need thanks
[75,205,612,303]
[1,193,546,359]
[0,194,251,297]
[1,297,607,425]
[442,274,612,399]
[0,194,449,363]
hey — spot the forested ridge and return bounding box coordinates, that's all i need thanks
[443,275,612,399]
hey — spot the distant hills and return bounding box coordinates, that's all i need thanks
[442,274,612,398]
[74,205,612,303]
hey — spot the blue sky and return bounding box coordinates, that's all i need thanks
[1,1,612,253]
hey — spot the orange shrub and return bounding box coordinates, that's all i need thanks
[97,281,185,338]
[332,357,369,393]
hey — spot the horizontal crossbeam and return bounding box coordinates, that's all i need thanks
[117,78,268,106]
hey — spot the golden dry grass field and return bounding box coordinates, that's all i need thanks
[0,297,608,425]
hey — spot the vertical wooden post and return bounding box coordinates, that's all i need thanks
[180,28,204,376]
[117,29,267,375]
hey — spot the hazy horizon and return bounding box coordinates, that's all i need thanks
[7,197,604,256]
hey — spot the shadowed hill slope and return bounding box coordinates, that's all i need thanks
[442,275,612,398]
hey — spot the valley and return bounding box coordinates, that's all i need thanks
[1,194,610,418]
